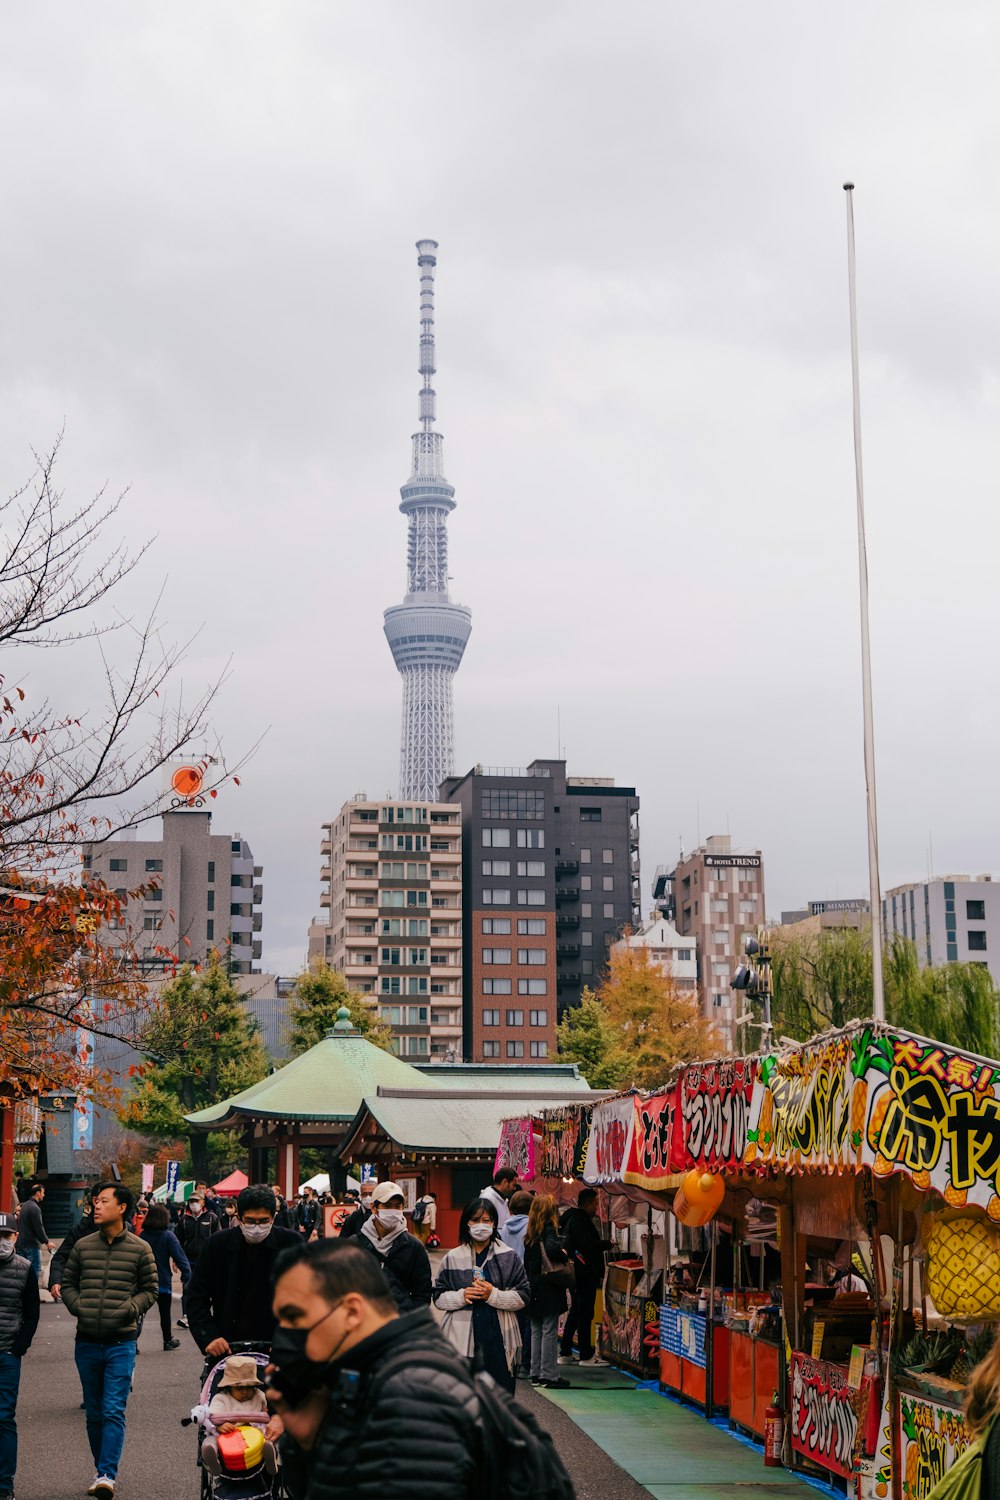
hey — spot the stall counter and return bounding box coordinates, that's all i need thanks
[659,1305,729,1412]
[728,1330,780,1438]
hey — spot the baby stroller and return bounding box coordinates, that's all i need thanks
[186,1344,283,1499]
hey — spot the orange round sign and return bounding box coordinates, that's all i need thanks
[171,766,203,798]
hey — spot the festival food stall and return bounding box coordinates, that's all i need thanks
[508,1020,1000,1500]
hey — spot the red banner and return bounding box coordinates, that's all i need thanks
[790,1352,865,1479]
[623,1089,676,1189]
[677,1058,756,1171]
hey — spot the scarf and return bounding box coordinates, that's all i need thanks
[359,1214,407,1257]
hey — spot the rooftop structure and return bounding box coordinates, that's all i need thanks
[383,240,471,801]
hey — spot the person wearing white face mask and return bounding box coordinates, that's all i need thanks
[186,1184,302,1365]
[342,1183,432,1314]
[432,1198,529,1393]
[0,1212,39,1500]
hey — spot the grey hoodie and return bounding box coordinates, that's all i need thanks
[500,1213,529,1262]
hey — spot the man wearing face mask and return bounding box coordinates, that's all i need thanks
[0,1212,40,1500]
[269,1239,480,1500]
[186,1185,302,1359]
[338,1183,374,1240]
[342,1183,431,1314]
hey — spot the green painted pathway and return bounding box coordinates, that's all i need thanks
[536,1368,821,1500]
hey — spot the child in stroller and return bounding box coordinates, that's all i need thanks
[190,1348,281,1499]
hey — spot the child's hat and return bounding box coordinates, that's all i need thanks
[219,1355,264,1389]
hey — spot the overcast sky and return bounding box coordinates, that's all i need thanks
[2,4,998,974]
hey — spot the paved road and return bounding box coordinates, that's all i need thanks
[18,1292,203,1500]
[17,1293,649,1500]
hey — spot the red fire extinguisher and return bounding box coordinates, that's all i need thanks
[763,1393,785,1468]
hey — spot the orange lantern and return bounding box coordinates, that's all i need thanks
[672,1169,724,1227]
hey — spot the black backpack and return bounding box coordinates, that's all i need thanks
[369,1347,575,1500]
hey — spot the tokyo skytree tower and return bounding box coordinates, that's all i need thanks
[384,241,471,801]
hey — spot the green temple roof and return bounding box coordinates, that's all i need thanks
[186,1008,441,1128]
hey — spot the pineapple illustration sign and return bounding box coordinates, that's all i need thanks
[898,1395,969,1500]
[743,1027,1000,1210]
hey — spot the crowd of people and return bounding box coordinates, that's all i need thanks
[1,1166,591,1498]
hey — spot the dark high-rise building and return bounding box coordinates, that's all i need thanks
[440,760,640,1064]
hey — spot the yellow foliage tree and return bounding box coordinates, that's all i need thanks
[594,943,721,1088]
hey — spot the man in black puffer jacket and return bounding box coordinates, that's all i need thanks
[270,1239,479,1500]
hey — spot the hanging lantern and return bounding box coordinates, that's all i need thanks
[672,1170,725,1227]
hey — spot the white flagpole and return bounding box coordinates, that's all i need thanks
[844,182,885,1024]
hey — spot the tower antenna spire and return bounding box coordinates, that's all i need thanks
[384,241,472,801]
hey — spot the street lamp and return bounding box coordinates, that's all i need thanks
[731,929,773,1049]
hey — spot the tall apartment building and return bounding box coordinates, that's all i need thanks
[883,875,1000,986]
[439,759,640,1064]
[668,834,765,1046]
[310,796,464,1061]
[85,808,263,975]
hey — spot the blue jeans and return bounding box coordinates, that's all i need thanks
[0,1351,22,1493]
[19,1248,40,1280]
[74,1340,136,1481]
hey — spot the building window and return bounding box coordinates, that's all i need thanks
[205,891,215,911]
[506,1041,525,1058]
[581,903,592,918]
[483,978,512,995]
[517,918,546,935]
[582,961,593,975]
[969,931,988,952]
[483,1040,501,1058]
[580,808,602,822]
[678,948,692,961]
[517,861,545,877]
[602,876,614,892]
[482,948,511,965]
[481,789,545,821]
[482,829,511,847]
[143,914,162,931]
[482,860,511,877]
[146,888,163,902]
[207,861,215,883]
[482,917,511,934]
[482,889,510,906]
[517,949,546,965]
[581,876,592,891]
[110,858,128,872]
[516,829,545,848]
[482,1009,500,1027]
[505,1010,525,1027]
[207,920,214,940]
[968,900,987,921]
[516,889,546,906]
[603,904,615,918]
[602,849,614,863]
[145,859,163,872]
[529,1008,549,1024]
[519,979,548,994]
[529,1041,548,1058]
[580,848,591,864]
[713,928,728,944]
[582,930,593,946]
[947,942,958,961]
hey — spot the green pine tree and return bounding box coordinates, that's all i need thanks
[556,994,631,1090]
[122,961,268,1178]
[288,964,394,1056]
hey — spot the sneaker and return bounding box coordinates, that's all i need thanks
[578,1355,609,1367]
[543,1377,571,1389]
[176,1317,188,1329]
[556,1354,576,1365]
[163,1338,180,1351]
[89,1481,115,1499]
[530,1376,541,1385]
